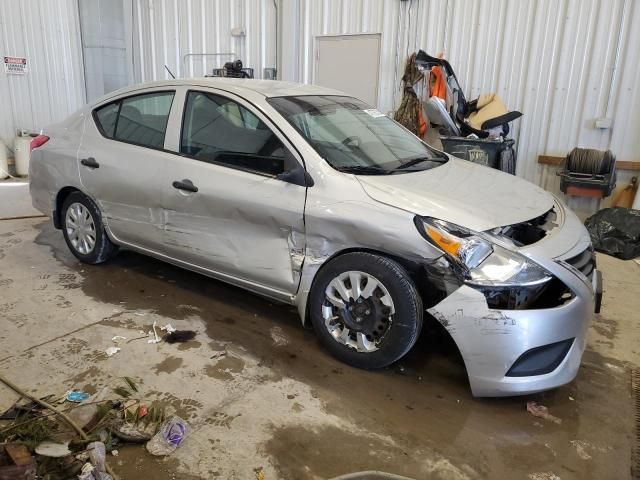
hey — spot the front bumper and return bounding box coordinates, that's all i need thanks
[428,261,598,397]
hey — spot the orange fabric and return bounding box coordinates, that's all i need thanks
[430,66,447,100]
[417,105,427,137]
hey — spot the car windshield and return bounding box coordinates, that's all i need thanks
[267,95,447,175]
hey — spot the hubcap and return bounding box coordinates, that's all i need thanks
[322,271,395,353]
[65,202,96,255]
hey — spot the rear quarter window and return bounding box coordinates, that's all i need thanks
[115,92,174,149]
[94,102,119,138]
[92,91,175,149]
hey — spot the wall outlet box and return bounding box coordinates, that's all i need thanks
[231,27,246,37]
[595,117,612,129]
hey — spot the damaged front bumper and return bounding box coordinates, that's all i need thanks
[428,257,598,397]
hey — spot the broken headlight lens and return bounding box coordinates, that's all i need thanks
[415,217,552,287]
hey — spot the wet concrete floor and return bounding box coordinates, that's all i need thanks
[0,218,638,479]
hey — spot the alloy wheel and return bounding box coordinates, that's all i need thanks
[321,270,395,353]
[65,202,96,255]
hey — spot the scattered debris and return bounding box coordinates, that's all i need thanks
[569,439,611,460]
[0,398,48,420]
[146,416,191,456]
[0,443,36,479]
[136,404,148,419]
[148,321,161,344]
[112,421,154,443]
[5,443,33,466]
[78,462,96,480]
[526,401,562,424]
[528,473,561,480]
[270,326,288,346]
[0,375,180,478]
[66,391,91,403]
[111,336,127,342]
[105,347,120,357]
[571,440,592,460]
[68,387,111,429]
[159,324,176,333]
[34,441,71,458]
[544,443,557,458]
[164,330,197,344]
[0,375,120,479]
[568,396,575,401]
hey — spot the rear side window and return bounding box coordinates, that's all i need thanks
[180,91,285,176]
[93,91,175,149]
[115,92,174,149]
[94,102,119,138]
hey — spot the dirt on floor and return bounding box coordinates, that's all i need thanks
[0,218,638,479]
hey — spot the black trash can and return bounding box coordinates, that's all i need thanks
[440,136,516,174]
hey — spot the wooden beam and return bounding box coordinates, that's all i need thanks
[538,155,563,166]
[538,155,640,171]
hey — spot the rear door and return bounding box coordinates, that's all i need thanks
[78,89,177,249]
[162,88,307,297]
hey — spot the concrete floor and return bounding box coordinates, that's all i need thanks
[0,217,638,480]
[0,180,44,220]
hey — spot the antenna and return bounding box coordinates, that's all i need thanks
[164,65,176,79]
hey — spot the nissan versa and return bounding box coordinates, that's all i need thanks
[29,79,602,397]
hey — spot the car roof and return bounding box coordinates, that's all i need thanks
[95,78,349,105]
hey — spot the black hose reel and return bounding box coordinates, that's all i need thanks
[558,148,617,198]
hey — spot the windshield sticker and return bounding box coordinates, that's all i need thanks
[363,108,386,118]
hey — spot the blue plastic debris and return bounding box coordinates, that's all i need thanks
[66,391,90,403]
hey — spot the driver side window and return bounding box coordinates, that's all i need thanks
[180,91,285,176]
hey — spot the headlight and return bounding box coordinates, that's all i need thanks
[415,217,552,287]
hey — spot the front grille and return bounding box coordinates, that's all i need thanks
[564,247,595,279]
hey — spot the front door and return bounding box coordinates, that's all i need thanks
[78,89,176,249]
[162,89,306,296]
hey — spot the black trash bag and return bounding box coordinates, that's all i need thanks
[584,207,640,260]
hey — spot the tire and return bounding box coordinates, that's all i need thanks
[309,252,423,369]
[61,191,117,264]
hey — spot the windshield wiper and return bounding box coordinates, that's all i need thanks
[337,165,390,175]
[393,156,437,171]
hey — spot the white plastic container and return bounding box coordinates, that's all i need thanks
[0,140,8,179]
[14,135,32,176]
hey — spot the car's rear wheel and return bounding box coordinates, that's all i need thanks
[309,252,423,369]
[61,191,117,264]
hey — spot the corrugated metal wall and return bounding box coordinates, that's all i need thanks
[0,0,85,147]
[131,0,277,82]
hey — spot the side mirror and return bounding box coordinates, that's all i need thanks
[277,150,314,187]
[277,166,314,187]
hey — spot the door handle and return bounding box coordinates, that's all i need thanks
[81,157,99,169]
[172,179,198,193]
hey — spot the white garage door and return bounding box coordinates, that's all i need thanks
[314,34,381,107]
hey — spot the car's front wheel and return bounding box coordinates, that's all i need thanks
[309,252,423,369]
[61,191,117,264]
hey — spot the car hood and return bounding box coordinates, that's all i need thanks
[357,158,554,231]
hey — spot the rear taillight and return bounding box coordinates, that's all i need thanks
[30,135,49,153]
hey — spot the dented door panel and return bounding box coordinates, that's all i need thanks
[162,157,306,294]
[78,122,169,248]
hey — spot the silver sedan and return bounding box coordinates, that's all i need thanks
[29,78,601,396]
